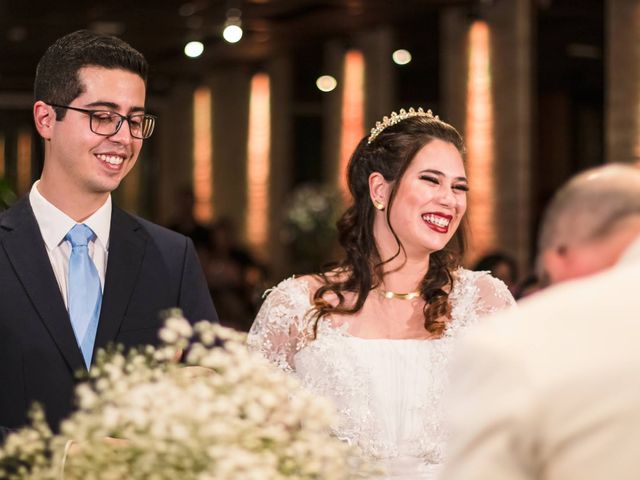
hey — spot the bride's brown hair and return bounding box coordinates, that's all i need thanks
[312,114,467,335]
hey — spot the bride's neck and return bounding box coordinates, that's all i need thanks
[377,255,430,293]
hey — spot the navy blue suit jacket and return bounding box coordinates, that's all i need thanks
[0,196,217,440]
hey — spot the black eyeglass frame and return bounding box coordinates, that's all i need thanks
[47,103,157,139]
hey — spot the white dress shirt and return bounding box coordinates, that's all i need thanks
[29,181,111,308]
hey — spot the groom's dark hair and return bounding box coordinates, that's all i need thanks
[34,29,148,120]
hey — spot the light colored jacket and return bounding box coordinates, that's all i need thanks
[440,237,640,480]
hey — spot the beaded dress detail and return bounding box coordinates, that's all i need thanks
[247,268,515,479]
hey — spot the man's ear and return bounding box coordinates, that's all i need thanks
[368,172,389,209]
[541,247,568,285]
[33,101,55,140]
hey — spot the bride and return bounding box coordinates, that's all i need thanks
[248,108,515,478]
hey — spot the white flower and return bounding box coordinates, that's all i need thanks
[158,326,178,344]
[0,312,371,479]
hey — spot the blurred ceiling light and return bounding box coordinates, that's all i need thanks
[186,16,204,29]
[255,32,271,43]
[223,24,243,43]
[392,49,412,65]
[6,26,27,42]
[223,8,243,43]
[184,41,204,58]
[566,43,601,60]
[89,21,125,36]
[316,75,337,92]
[179,2,197,16]
[346,0,364,15]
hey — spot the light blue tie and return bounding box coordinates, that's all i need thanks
[66,224,102,369]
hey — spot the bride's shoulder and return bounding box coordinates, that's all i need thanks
[263,276,311,304]
[261,273,321,307]
[264,268,351,304]
[452,267,515,306]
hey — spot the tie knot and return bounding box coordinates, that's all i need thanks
[66,224,95,248]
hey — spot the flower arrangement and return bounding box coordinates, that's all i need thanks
[0,178,17,212]
[283,184,343,272]
[0,311,369,479]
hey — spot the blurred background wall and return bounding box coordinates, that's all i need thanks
[1,0,635,324]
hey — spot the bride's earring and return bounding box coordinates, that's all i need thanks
[372,199,385,211]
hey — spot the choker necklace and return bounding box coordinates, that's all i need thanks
[377,288,421,300]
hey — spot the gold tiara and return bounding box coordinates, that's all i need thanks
[367,107,439,144]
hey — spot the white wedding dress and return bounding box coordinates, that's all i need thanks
[247,268,515,479]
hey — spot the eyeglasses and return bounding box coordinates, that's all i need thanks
[47,103,156,139]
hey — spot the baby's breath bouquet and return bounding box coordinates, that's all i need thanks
[0,311,369,479]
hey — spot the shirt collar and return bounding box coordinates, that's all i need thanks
[29,180,112,251]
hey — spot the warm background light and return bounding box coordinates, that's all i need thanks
[193,87,213,223]
[339,50,365,198]
[246,73,271,256]
[465,20,496,264]
[184,41,204,58]
[16,129,31,195]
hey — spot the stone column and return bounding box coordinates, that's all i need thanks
[267,55,294,278]
[323,40,346,187]
[323,30,396,191]
[357,27,396,130]
[607,0,640,163]
[441,0,533,270]
[147,82,194,224]
[210,68,251,230]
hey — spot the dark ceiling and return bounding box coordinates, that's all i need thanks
[0,0,603,97]
[0,0,478,94]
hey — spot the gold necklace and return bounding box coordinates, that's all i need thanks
[377,288,421,300]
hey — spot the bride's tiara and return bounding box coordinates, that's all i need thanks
[367,107,439,144]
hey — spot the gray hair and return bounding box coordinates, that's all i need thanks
[538,164,640,253]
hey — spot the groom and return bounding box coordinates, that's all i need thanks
[0,30,217,440]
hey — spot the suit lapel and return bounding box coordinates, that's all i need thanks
[93,207,146,353]
[0,197,86,372]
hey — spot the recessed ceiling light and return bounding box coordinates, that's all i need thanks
[179,3,197,16]
[223,24,243,43]
[184,41,204,58]
[6,26,27,42]
[316,75,337,92]
[392,49,412,65]
[223,9,243,44]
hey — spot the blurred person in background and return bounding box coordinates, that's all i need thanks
[207,216,267,331]
[472,251,519,294]
[167,186,212,254]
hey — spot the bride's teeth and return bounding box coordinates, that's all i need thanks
[97,154,123,165]
[423,214,450,228]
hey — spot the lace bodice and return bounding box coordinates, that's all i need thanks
[247,268,515,478]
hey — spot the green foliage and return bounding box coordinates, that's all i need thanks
[283,184,343,272]
[0,178,17,211]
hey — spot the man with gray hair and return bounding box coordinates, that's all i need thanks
[537,163,640,285]
[440,164,640,480]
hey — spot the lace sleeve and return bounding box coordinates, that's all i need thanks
[246,277,313,372]
[472,272,517,318]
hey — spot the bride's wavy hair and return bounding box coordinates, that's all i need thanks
[312,114,467,336]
